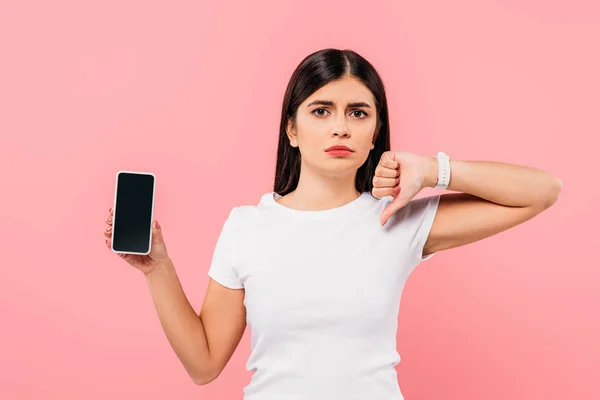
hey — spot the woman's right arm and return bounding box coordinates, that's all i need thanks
[144,258,247,385]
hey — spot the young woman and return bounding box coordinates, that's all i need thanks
[103,48,562,399]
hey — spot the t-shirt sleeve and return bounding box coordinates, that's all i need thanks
[207,207,244,289]
[395,194,441,263]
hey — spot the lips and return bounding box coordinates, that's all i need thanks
[325,145,353,152]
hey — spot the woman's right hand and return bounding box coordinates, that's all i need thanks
[104,208,170,275]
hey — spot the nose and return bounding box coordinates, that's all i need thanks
[331,118,350,138]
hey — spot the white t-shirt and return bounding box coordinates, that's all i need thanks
[208,191,441,400]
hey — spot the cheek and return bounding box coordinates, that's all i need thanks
[355,124,377,143]
[295,119,327,143]
[300,117,326,134]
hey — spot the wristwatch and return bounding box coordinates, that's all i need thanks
[435,151,451,189]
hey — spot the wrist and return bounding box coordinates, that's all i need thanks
[425,156,439,188]
[144,258,174,279]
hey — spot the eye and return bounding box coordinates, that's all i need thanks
[311,108,369,118]
[351,110,368,118]
[312,108,329,117]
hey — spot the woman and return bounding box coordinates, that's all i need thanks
[103,48,562,399]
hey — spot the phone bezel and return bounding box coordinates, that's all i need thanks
[111,170,156,256]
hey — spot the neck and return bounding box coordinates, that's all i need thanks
[284,162,361,211]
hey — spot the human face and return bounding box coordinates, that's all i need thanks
[286,76,378,176]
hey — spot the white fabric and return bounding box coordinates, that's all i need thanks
[208,191,441,400]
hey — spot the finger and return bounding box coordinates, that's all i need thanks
[381,203,399,226]
[106,215,113,226]
[152,220,164,245]
[371,186,399,199]
[380,151,399,169]
[105,239,111,249]
[381,212,390,226]
[109,207,114,216]
[383,186,416,223]
[375,164,399,178]
[379,192,404,225]
[373,176,400,188]
[104,225,112,237]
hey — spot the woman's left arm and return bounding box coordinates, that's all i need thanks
[421,158,563,257]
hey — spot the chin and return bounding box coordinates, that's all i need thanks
[322,162,361,176]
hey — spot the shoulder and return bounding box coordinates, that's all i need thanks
[226,202,268,229]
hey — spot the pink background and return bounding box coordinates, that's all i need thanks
[1,1,598,399]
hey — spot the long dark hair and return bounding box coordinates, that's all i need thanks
[273,48,391,196]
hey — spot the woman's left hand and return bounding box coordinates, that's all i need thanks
[372,151,434,226]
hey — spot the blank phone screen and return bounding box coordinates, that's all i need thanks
[112,172,155,254]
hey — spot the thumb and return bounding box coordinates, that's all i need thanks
[380,190,411,226]
[152,220,164,245]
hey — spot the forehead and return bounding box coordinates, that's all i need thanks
[303,77,375,106]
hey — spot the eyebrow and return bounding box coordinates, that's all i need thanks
[305,100,372,109]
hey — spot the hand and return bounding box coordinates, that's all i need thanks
[372,151,434,226]
[104,207,170,275]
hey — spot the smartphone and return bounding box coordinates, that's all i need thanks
[111,171,156,255]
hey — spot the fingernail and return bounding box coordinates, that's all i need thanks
[106,227,111,231]
[156,221,160,229]
[108,218,112,222]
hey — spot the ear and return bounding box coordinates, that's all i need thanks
[286,119,297,147]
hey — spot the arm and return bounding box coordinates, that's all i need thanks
[145,259,246,385]
[421,158,563,257]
